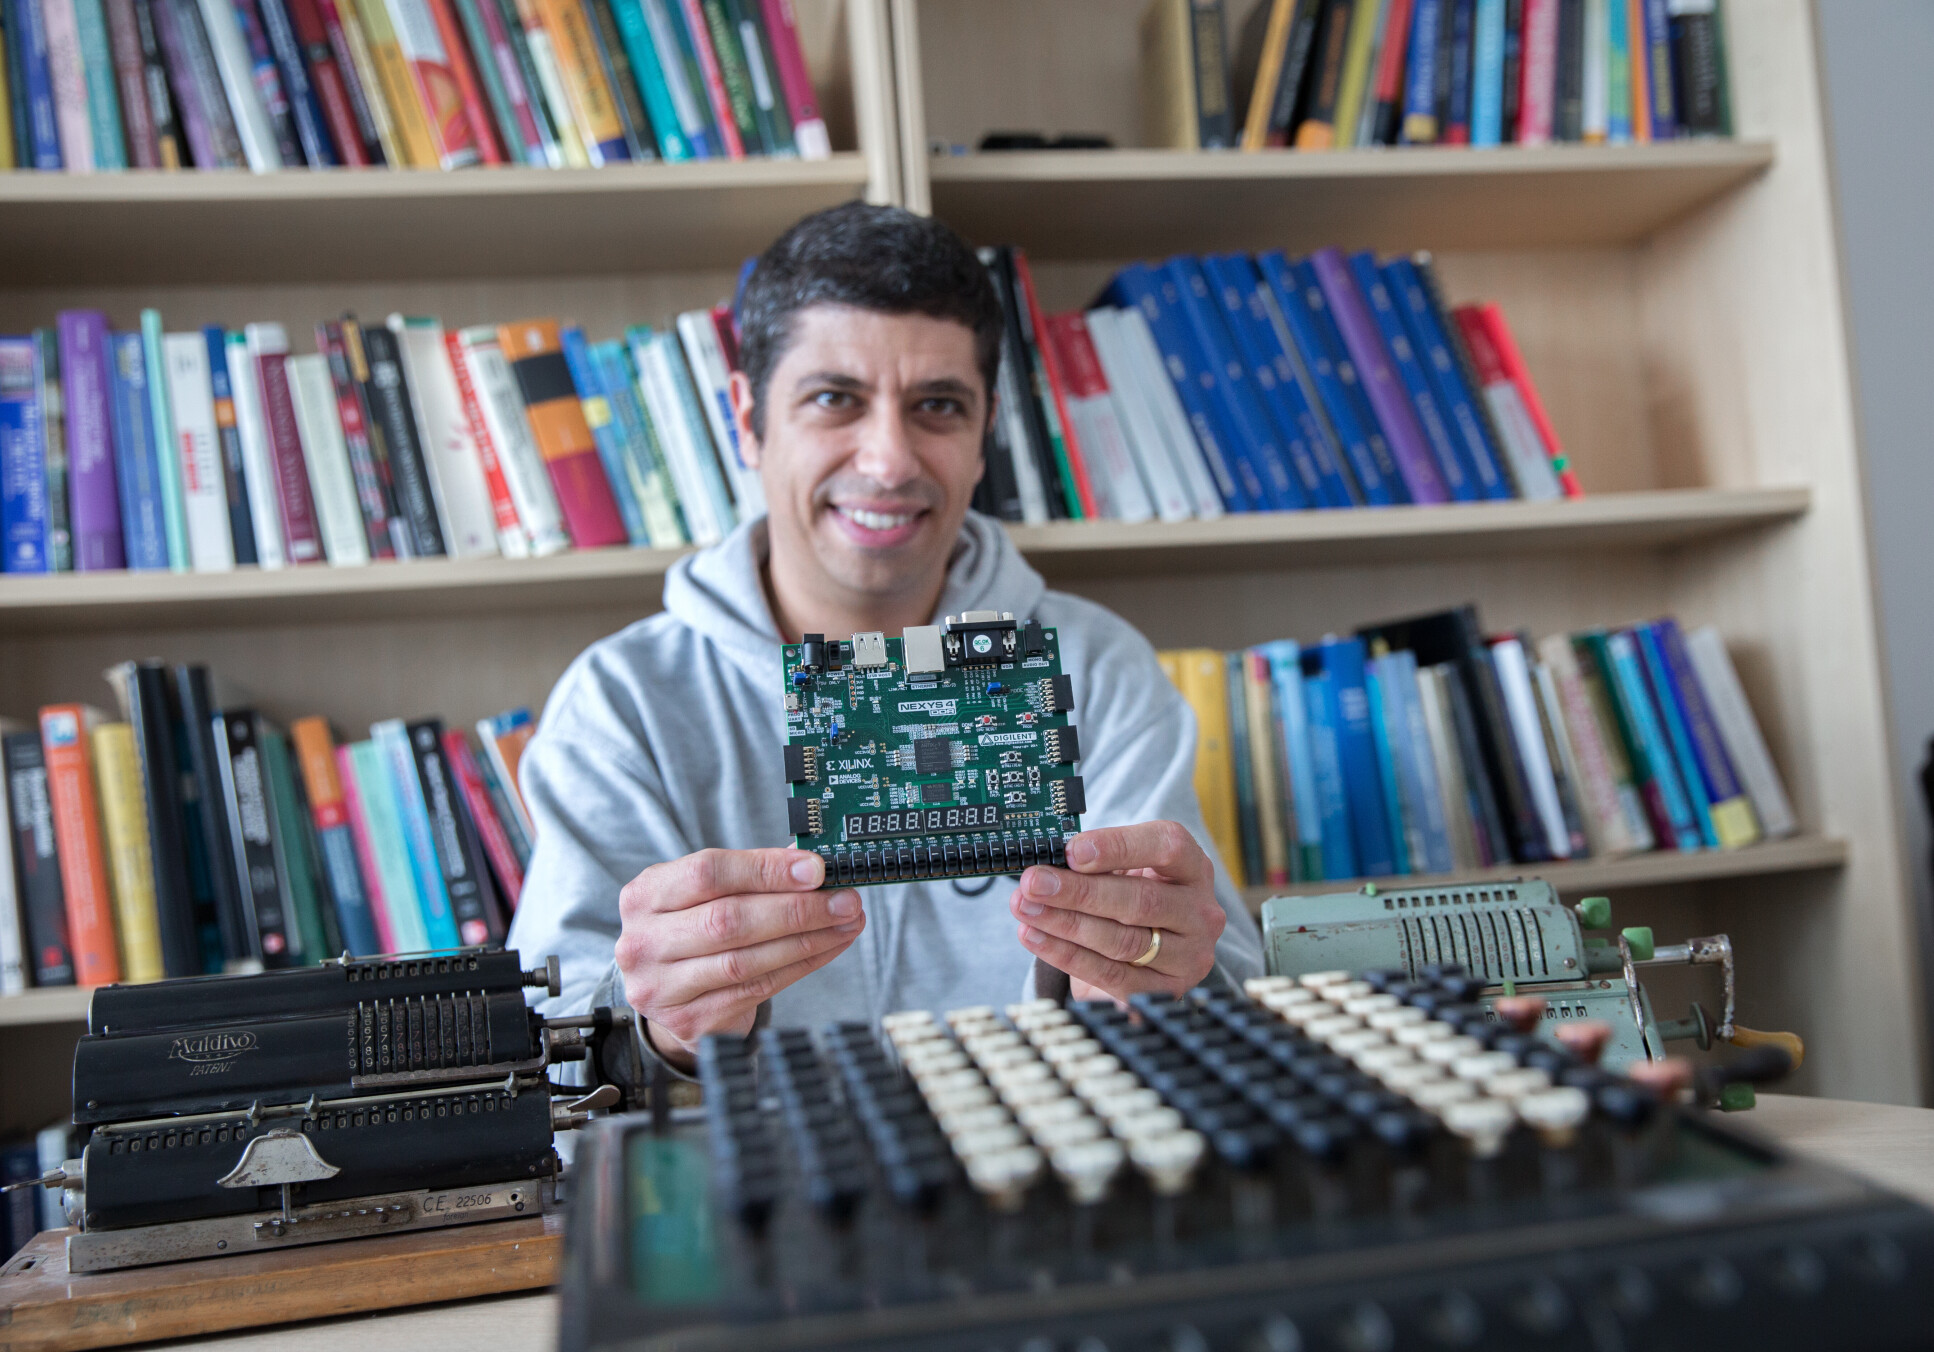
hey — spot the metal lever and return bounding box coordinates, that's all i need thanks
[550,1084,621,1132]
[217,1128,342,1223]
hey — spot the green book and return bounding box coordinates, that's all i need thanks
[1331,0,1386,149]
[609,0,690,159]
[451,0,533,165]
[346,739,432,953]
[69,0,127,167]
[721,0,788,154]
[139,309,189,572]
[34,330,72,572]
[259,722,340,963]
[697,0,762,152]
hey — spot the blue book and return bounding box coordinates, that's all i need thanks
[1317,636,1397,877]
[1403,0,1445,142]
[254,0,338,165]
[1363,663,1411,875]
[1238,257,1360,507]
[3,0,31,166]
[1651,617,1759,847]
[1288,258,1412,503]
[559,325,650,545]
[371,719,462,950]
[1203,253,1350,509]
[1225,652,1264,886]
[1260,639,1323,882]
[1471,0,1505,145]
[1348,251,1480,501]
[106,333,168,570]
[1447,0,1475,140]
[1634,624,1719,849]
[1163,258,1298,510]
[203,327,260,565]
[71,0,129,168]
[0,336,49,572]
[1603,631,1704,851]
[313,813,381,956]
[1385,649,1456,873]
[1300,669,1357,881]
[1382,257,1514,500]
[1257,252,1396,506]
[8,0,61,167]
[1106,264,1253,513]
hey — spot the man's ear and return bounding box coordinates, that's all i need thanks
[728,370,761,469]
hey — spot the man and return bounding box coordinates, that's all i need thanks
[508,202,1263,1071]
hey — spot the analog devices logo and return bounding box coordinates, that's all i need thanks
[168,1031,259,1064]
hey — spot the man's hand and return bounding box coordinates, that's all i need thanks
[615,848,863,1069]
[1008,822,1225,1002]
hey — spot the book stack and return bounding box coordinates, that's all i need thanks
[977,245,1571,525]
[1,662,538,992]
[1140,0,1732,151]
[0,0,828,171]
[0,307,760,574]
[1162,606,1796,889]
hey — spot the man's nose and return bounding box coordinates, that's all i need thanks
[851,406,921,487]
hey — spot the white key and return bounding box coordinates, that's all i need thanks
[987,1059,1053,1088]
[938,1105,1014,1138]
[1381,1063,1447,1095]
[1059,1053,1125,1083]
[1411,1079,1479,1113]
[1031,1116,1106,1150]
[883,1010,937,1032]
[1016,1097,1089,1132]
[1004,999,1060,1020]
[999,1079,1068,1108]
[888,1021,946,1046]
[1110,1107,1186,1141]
[1073,1071,1142,1101]
[1355,1046,1416,1075]
[1298,970,1352,989]
[976,1045,1038,1073]
[1343,994,1401,1017]
[1482,1067,1553,1101]
[1517,1086,1592,1144]
[1442,1098,1517,1158]
[1368,1007,1428,1031]
[1325,980,1375,1003]
[964,1145,1043,1202]
[1396,1021,1457,1047]
[1041,1038,1104,1067]
[1420,1036,1485,1066]
[1307,1015,1363,1042]
[1452,1051,1520,1083]
[1050,1138,1125,1205]
[924,1083,996,1115]
[1028,1024,1088,1048]
[962,1030,1024,1056]
[1332,1029,1388,1057]
[1262,987,1319,1013]
[951,1123,1027,1156]
[915,1068,987,1096]
[946,1005,1000,1028]
[1128,1131,1206,1194]
[1088,1087,1164,1122]
[900,1042,968,1070]
[1244,976,1297,997]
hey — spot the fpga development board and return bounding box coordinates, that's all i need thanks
[782,612,1083,888]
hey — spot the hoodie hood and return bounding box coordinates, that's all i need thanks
[661,510,1049,683]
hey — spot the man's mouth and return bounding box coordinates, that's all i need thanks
[830,503,927,537]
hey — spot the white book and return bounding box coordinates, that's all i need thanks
[386,316,499,559]
[195,0,282,170]
[225,334,286,569]
[159,334,237,573]
[630,331,730,546]
[675,310,767,519]
[380,0,482,167]
[992,332,1050,525]
[1416,669,1481,870]
[1480,380,1563,501]
[1538,632,1648,854]
[0,716,24,995]
[1582,0,1610,142]
[456,329,571,557]
[1490,636,1573,859]
[1684,626,1798,839]
[36,1121,70,1231]
[1084,308,1193,522]
[1115,304,1227,519]
[1534,658,1593,858]
[285,355,371,566]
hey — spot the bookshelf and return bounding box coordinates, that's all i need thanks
[0,0,1922,1130]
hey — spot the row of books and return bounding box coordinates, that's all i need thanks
[977,244,1573,526]
[1147,0,1732,151]
[0,306,760,575]
[1161,604,1797,890]
[0,0,828,171]
[0,660,539,992]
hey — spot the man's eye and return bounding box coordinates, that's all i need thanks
[812,390,855,409]
[919,397,965,416]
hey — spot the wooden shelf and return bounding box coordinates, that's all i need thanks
[1240,834,1849,910]
[0,486,1808,633]
[0,986,92,1028]
[926,141,1775,259]
[0,156,874,287]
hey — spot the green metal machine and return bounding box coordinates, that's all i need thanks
[1260,879,1804,1107]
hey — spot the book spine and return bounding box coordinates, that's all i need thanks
[1079,309,1194,522]
[1684,624,1797,837]
[534,0,627,160]
[56,310,125,571]
[1331,0,1384,149]
[469,726,529,865]
[1393,651,1456,872]
[141,311,194,570]
[1292,0,1351,149]
[1009,251,1085,517]
[212,709,286,963]
[35,330,73,572]
[1167,649,1241,881]
[608,0,684,158]
[11,0,65,166]
[315,321,399,559]
[334,743,395,951]
[457,327,572,554]
[0,726,22,993]
[1633,621,1720,848]
[106,333,168,571]
[983,249,1060,522]
[290,717,382,956]
[1309,248,1448,504]
[0,337,49,574]
[658,319,736,528]
[1605,0,1629,141]
[565,327,648,544]
[653,328,738,532]
[355,319,447,556]
[1487,637,1571,858]
[1205,254,1338,507]
[6,731,76,984]
[443,728,524,904]
[1639,0,1671,137]
[1044,313,1155,523]
[1299,669,1355,879]
[591,338,686,546]
[103,0,161,163]
[449,0,528,160]
[258,0,338,160]
[262,722,336,960]
[39,706,120,985]
[384,0,483,164]
[1537,631,1636,854]
[1361,661,1411,874]
[673,0,736,155]
[1471,0,1503,144]
[755,0,816,154]
[202,327,260,565]
[1626,0,1646,140]
[637,0,708,153]
[1517,0,1555,142]
[1269,0,1326,143]
[372,719,461,951]
[1289,257,1410,501]
[1404,253,1514,499]
[1554,0,1583,139]
[1445,0,1473,143]
[1436,662,1509,864]
[475,710,534,840]
[1363,0,1411,143]
[284,0,368,162]
[509,0,586,163]
[501,319,629,547]
[1415,665,1481,869]
[170,662,250,964]
[119,664,204,975]
[353,0,438,166]
[1449,303,1559,499]
[387,315,499,558]
[285,353,371,564]
[1225,652,1261,885]
[224,331,289,567]
[2,0,24,167]
[149,0,239,167]
[1400,0,1440,142]
[90,722,165,982]
[347,739,430,951]
[1112,305,1225,518]
[1532,655,1590,856]
[428,0,504,158]
[1357,254,1477,501]
[1323,637,1397,876]
[244,325,325,564]
[1474,301,1580,496]
[408,719,500,945]
[694,0,757,150]
[1596,630,1702,850]
[315,0,389,162]
[443,329,532,557]
[1499,0,1522,138]
[1260,642,1322,879]
[161,332,238,572]
[70,0,128,165]
[1012,248,1099,518]
[231,0,305,162]
[578,0,644,157]
[1239,0,1293,150]
[196,0,281,166]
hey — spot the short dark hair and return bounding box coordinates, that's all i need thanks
[736,202,1003,438]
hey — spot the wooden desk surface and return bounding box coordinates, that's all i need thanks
[105,1095,1934,1352]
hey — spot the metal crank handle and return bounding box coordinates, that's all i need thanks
[1725,1024,1806,1070]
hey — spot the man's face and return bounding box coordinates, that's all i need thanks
[736,304,988,605]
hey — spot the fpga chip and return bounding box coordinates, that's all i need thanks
[781,612,1083,889]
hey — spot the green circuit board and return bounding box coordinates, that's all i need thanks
[782,612,1084,889]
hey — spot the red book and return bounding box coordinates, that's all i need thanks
[443,729,523,906]
[675,0,743,158]
[336,744,397,952]
[496,318,627,548]
[245,324,327,564]
[1518,0,1558,146]
[102,0,161,166]
[1472,302,1582,498]
[757,0,827,157]
[314,0,386,163]
[1366,0,1413,142]
[285,0,371,166]
[38,705,121,988]
[473,0,543,162]
[424,0,504,162]
[707,303,739,372]
[1009,248,1098,518]
[443,328,527,553]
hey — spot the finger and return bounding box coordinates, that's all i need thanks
[654,888,863,961]
[638,847,826,915]
[662,932,863,1034]
[652,912,866,1007]
[1015,864,1173,931]
[1062,821,1210,885]
[1016,922,1174,1000]
[1012,892,1193,974]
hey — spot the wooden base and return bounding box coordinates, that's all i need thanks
[0,1214,561,1352]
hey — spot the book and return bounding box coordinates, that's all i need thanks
[90,720,164,982]
[371,717,460,950]
[1363,0,1411,142]
[245,323,325,563]
[1637,0,1672,138]
[1647,617,1759,848]
[582,0,648,158]
[1470,0,1503,144]
[1401,0,1441,142]
[511,0,585,164]
[285,0,371,164]
[1516,0,1555,142]
[470,726,529,867]
[1140,0,1228,149]
[316,319,402,559]
[407,717,500,945]
[258,0,339,163]
[1415,665,1481,869]
[34,330,72,572]
[1240,650,1289,886]
[108,663,202,976]
[1346,252,1477,502]
[1362,657,1411,874]
[334,742,393,949]
[232,0,305,165]
[1444,0,1474,143]
[1487,635,1572,859]
[284,351,371,565]
[1450,302,1562,500]
[320,0,394,163]
[1531,651,1591,857]
[606,0,687,160]
[351,316,446,556]
[587,337,686,547]
[259,719,338,960]
[1683,624,1795,839]
[0,722,22,993]
[170,662,253,965]
[443,727,523,906]
[103,0,160,164]
[0,335,51,574]
[539,0,631,161]
[475,707,534,839]
[196,0,283,166]
[1316,636,1397,876]
[1582,629,1702,852]
[1298,668,1354,879]
[634,0,710,156]
[453,0,543,162]
[42,0,97,170]
[1167,648,1242,882]
[223,329,288,568]
[454,325,572,555]
[352,0,437,165]
[1237,0,1298,150]
[1079,307,1202,522]
[496,317,627,548]
[344,739,428,951]
[382,0,483,166]
[212,707,290,963]
[151,0,245,167]
[1293,0,1354,149]
[630,325,735,544]
[1388,648,1456,872]
[1463,300,1580,496]
[567,331,651,544]
[1331,0,1384,148]
[387,314,500,558]
[104,334,166,572]
[38,704,121,986]
[426,0,503,161]
[4,730,72,984]
[160,331,238,572]
[56,310,124,571]
[1043,313,1155,523]
[11,0,65,167]
[756,0,820,156]
[1384,255,1514,500]
[1554,0,1583,140]
[675,307,765,518]
[694,0,758,153]
[1537,630,1648,854]
[442,327,533,557]
[137,310,190,571]
[1256,641,1321,881]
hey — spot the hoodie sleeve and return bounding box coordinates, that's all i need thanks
[1048,598,1266,989]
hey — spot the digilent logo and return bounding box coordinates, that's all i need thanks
[168,1031,259,1064]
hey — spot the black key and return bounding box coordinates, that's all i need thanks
[1363,968,1408,992]
[1420,963,1468,981]
[1291,1116,1357,1163]
[1266,1094,1331,1132]
[1370,1108,1435,1157]
[1341,1088,1405,1121]
[1594,1083,1658,1127]
[1212,1122,1280,1170]
[1492,1033,1540,1062]
[1524,1046,1573,1076]
[1019,834,1038,867]
[1314,1071,1377,1102]
[1169,1082,1238,1113]
[1148,1065,1212,1096]
[1188,1102,1260,1135]
[1004,837,1022,871]
[1436,976,1484,1002]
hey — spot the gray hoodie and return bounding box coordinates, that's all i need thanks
[506,511,1264,1039]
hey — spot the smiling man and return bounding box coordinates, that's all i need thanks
[507,203,1262,1071]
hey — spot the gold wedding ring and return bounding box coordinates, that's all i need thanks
[1130,928,1163,968]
